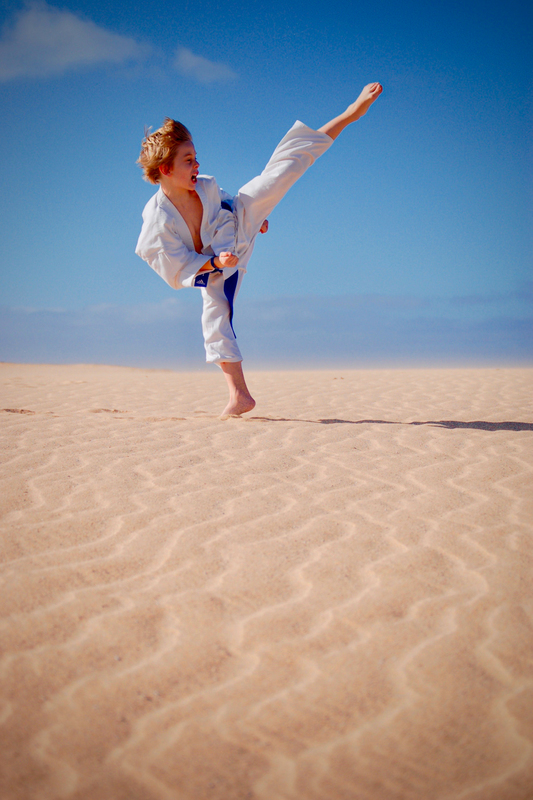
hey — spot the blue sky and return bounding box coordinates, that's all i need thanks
[0,0,531,368]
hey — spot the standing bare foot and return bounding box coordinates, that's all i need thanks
[219,361,256,417]
[221,393,256,418]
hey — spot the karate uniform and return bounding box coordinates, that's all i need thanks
[136,121,332,363]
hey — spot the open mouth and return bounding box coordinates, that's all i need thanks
[191,174,198,184]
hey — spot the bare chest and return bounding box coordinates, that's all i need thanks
[175,193,204,253]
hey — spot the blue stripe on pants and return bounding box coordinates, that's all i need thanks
[223,270,239,337]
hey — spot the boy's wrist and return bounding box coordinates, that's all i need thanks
[210,255,223,273]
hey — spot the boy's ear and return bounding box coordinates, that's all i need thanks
[159,163,171,177]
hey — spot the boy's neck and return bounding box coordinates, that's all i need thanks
[161,183,198,210]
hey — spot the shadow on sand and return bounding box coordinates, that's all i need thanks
[248,418,533,432]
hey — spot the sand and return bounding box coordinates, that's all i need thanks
[1,362,532,800]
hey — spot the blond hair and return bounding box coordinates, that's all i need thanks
[137,118,193,184]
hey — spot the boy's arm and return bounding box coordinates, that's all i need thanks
[136,216,212,289]
[137,220,240,288]
[196,252,239,273]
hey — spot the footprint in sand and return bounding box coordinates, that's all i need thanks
[88,409,128,414]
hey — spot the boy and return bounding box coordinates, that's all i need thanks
[136,83,382,416]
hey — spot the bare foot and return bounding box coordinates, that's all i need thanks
[219,361,256,417]
[347,82,383,121]
[220,392,256,418]
[318,82,382,140]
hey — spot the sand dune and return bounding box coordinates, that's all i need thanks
[1,363,532,800]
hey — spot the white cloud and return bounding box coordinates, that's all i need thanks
[0,2,147,82]
[174,47,237,84]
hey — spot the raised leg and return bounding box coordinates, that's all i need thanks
[234,123,334,259]
[233,83,382,259]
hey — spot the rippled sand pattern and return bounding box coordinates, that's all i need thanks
[1,364,532,800]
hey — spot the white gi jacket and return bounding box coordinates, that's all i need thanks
[135,177,236,290]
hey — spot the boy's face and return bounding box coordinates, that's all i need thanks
[162,140,199,191]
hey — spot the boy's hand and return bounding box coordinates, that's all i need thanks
[259,219,269,234]
[218,252,239,268]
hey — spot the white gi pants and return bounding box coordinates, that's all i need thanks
[200,121,333,363]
